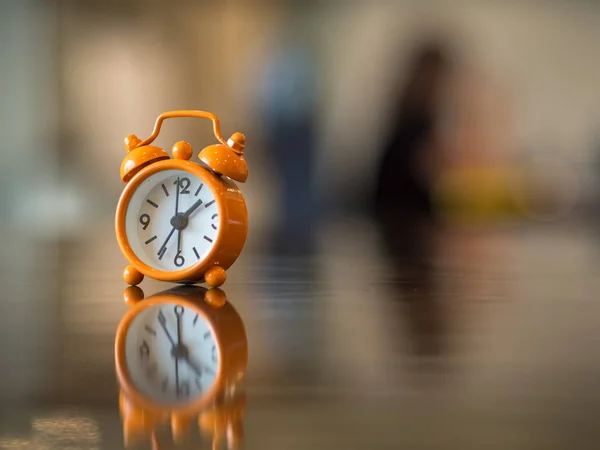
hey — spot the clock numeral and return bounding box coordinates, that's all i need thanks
[174,252,185,267]
[211,213,218,230]
[174,305,184,316]
[175,177,191,194]
[139,340,150,359]
[139,213,151,230]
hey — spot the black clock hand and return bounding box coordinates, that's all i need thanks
[180,354,215,377]
[182,198,203,217]
[173,199,201,252]
[175,306,183,346]
[183,356,203,377]
[175,355,180,397]
[175,176,180,215]
[157,227,176,257]
[173,306,184,397]
[157,310,176,347]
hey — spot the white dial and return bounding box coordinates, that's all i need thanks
[125,169,220,271]
[125,302,220,405]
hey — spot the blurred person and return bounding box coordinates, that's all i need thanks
[257,34,318,254]
[373,41,453,224]
[373,41,456,376]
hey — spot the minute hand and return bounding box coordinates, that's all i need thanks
[157,227,176,257]
[182,199,203,217]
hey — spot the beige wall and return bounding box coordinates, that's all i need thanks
[53,1,600,229]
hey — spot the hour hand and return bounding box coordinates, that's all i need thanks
[182,199,203,217]
[181,355,215,377]
[184,357,203,377]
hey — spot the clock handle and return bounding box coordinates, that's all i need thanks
[137,110,228,148]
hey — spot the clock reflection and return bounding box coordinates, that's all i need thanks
[115,285,247,449]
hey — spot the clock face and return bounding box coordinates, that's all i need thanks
[125,169,220,272]
[124,302,220,405]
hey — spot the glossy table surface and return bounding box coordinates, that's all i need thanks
[1,216,600,449]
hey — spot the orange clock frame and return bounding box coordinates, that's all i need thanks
[115,158,248,285]
[115,286,248,416]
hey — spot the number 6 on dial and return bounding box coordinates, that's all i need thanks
[115,110,249,288]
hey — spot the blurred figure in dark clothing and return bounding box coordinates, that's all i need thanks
[374,41,456,369]
[374,41,453,223]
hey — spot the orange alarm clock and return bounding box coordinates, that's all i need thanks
[116,110,248,288]
[115,285,248,419]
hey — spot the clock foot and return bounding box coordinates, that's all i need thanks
[123,286,144,306]
[205,266,226,288]
[171,414,192,443]
[205,288,227,307]
[123,265,144,286]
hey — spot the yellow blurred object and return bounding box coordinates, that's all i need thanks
[434,165,524,222]
[435,155,581,223]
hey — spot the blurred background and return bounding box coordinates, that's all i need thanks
[2,0,600,448]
